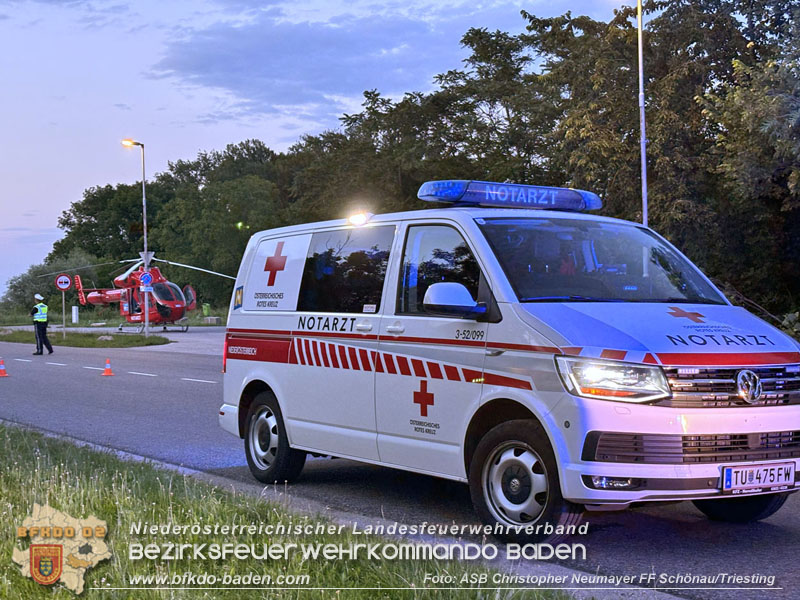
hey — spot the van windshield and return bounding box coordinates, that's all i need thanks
[477,217,726,304]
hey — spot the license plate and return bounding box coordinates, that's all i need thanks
[722,462,796,495]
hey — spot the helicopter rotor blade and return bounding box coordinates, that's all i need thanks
[37,259,137,278]
[150,258,235,280]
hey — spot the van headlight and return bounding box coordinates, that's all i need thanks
[555,356,670,403]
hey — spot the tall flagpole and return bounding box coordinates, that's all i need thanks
[637,0,648,227]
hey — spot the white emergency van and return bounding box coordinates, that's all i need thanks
[220,180,800,540]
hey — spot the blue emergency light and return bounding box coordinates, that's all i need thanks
[417,180,603,212]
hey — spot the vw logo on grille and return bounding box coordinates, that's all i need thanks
[736,370,763,404]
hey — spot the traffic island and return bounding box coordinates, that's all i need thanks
[0,329,169,348]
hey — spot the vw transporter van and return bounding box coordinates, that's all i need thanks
[219,180,800,540]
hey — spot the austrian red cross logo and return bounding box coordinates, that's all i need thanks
[667,306,705,323]
[264,241,287,286]
[413,380,434,417]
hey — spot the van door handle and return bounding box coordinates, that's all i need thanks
[355,321,373,332]
[385,324,405,334]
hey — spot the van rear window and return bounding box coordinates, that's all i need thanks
[298,226,395,314]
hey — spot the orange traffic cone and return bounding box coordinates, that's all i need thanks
[102,358,114,376]
[0,359,8,377]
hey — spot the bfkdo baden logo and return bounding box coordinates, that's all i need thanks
[12,504,111,594]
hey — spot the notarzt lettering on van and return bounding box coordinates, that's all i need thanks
[297,315,357,333]
[666,334,776,347]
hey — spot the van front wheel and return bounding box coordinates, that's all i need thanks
[469,419,583,542]
[244,391,306,483]
[692,492,789,523]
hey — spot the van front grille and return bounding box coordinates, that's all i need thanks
[584,430,800,464]
[659,365,800,408]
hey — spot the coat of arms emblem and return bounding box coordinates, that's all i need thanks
[30,544,63,585]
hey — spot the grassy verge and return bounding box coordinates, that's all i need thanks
[0,311,32,327]
[64,306,230,328]
[0,330,169,348]
[0,425,564,599]
[0,305,228,329]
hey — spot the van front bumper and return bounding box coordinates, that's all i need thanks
[549,396,800,507]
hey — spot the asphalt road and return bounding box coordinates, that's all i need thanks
[0,334,797,599]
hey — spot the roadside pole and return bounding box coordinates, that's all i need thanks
[54,273,72,340]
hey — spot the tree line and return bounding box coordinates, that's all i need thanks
[3,0,799,315]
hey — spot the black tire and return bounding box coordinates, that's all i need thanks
[244,391,306,483]
[692,492,790,523]
[469,419,583,543]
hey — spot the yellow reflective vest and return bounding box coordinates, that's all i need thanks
[33,303,48,322]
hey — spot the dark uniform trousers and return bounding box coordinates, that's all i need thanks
[33,321,53,354]
[34,321,53,354]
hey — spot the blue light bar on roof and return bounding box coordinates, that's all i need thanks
[417,180,603,211]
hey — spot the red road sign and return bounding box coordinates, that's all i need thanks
[54,273,72,291]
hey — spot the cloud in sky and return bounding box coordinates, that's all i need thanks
[152,3,531,124]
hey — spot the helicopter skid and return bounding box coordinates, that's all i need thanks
[116,321,190,334]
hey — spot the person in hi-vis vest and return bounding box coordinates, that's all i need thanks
[31,293,53,355]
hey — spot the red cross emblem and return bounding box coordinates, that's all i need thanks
[264,241,287,286]
[667,306,705,323]
[413,380,434,417]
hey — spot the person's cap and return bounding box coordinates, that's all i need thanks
[34,293,44,300]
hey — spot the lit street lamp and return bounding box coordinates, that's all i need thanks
[121,138,151,337]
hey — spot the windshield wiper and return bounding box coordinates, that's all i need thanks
[645,297,726,305]
[520,295,623,302]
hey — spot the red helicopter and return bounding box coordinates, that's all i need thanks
[70,257,233,332]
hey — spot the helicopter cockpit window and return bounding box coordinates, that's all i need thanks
[152,283,176,303]
[167,282,186,303]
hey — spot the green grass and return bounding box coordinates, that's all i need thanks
[0,425,565,599]
[0,330,169,348]
[0,310,31,327]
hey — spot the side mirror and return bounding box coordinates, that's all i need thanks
[423,282,487,319]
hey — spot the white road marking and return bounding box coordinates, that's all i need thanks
[83,366,104,371]
[128,371,157,377]
[14,359,32,363]
[181,378,218,384]
[46,362,67,366]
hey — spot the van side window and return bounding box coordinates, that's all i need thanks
[398,225,480,315]
[297,226,395,313]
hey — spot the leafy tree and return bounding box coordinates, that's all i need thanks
[49,180,173,262]
[699,6,800,306]
[1,248,101,311]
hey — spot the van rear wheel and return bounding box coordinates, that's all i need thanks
[692,492,789,523]
[244,391,306,483]
[469,419,583,543]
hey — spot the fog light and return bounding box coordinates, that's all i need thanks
[590,476,640,489]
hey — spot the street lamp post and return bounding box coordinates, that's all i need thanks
[121,138,150,337]
[637,0,648,227]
